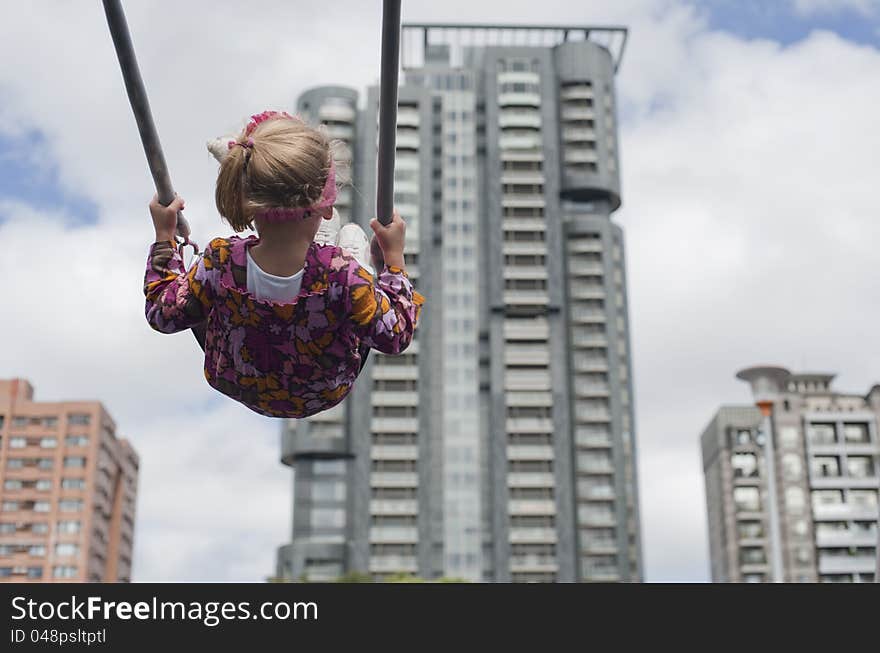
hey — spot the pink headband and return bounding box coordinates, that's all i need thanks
[254,159,337,222]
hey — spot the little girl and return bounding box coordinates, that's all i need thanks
[143,110,424,418]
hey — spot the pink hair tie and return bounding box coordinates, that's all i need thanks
[228,137,254,151]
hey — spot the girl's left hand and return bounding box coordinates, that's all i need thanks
[149,193,184,242]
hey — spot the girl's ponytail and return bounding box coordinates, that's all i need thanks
[215,145,250,232]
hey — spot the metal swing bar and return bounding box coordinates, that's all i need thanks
[376,0,402,227]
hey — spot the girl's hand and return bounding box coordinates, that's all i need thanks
[149,194,184,243]
[370,210,406,270]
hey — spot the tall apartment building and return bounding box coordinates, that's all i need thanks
[276,24,642,582]
[0,379,138,582]
[702,366,880,583]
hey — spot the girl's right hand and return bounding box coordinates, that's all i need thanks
[149,194,184,243]
[370,210,406,269]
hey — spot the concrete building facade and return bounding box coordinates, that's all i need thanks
[0,379,138,583]
[702,366,880,583]
[276,24,642,582]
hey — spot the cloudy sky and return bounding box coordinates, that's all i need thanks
[1,0,878,582]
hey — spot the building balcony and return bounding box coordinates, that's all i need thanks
[370,500,418,516]
[810,476,879,490]
[369,556,418,573]
[562,128,597,143]
[816,530,878,548]
[571,335,608,349]
[508,499,557,516]
[395,133,420,151]
[371,445,419,461]
[503,321,549,341]
[510,555,558,573]
[812,504,879,521]
[501,171,545,185]
[504,350,550,367]
[818,555,877,574]
[503,290,548,307]
[503,265,548,280]
[370,472,419,488]
[506,417,554,433]
[569,310,607,325]
[561,106,595,121]
[564,148,600,164]
[370,417,420,433]
[498,92,541,108]
[397,109,420,128]
[498,71,541,85]
[509,527,557,544]
[506,392,553,409]
[569,240,604,254]
[371,391,420,407]
[502,218,545,232]
[507,472,556,488]
[507,445,555,462]
[318,103,356,123]
[501,194,545,208]
[371,365,419,381]
[369,527,418,544]
[582,540,618,555]
[324,124,354,141]
[560,86,595,101]
[502,241,548,257]
[499,113,543,130]
[568,261,605,276]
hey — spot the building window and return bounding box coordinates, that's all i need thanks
[739,547,766,565]
[65,435,89,447]
[31,523,49,534]
[782,453,802,481]
[67,414,91,426]
[55,543,79,557]
[3,480,22,490]
[785,487,806,512]
[58,500,83,512]
[38,458,54,470]
[843,423,870,443]
[849,490,877,508]
[61,478,86,490]
[735,429,752,446]
[779,426,799,447]
[9,437,26,448]
[846,457,875,479]
[57,521,81,534]
[39,437,57,449]
[810,456,840,478]
[737,521,764,539]
[311,508,346,530]
[63,457,86,468]
[1,502,19,512]
[807,423,836,444]
[731,453,758,478]
[33,502,50,513]
[53,566,78,579]
[29,545,46,556]
[35,480,52,491]
[733,487,761,512]
[811,490,844,510]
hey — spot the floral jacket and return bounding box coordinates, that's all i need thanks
[144,235,424,418]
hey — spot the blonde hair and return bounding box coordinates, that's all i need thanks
[215,117,334,232]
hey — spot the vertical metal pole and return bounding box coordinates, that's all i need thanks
[102,0,192,243]
[376,0,402,226]
[759,406,785,582]
[103,0,205,351]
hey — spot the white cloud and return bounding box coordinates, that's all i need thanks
[791,0,880,16]
[1,1,878,583]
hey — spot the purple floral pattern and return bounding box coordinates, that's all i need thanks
[144,236,423,418]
